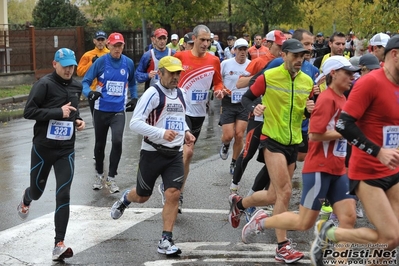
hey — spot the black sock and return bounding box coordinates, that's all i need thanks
[162,231,173,239]
[236,199,245,211]
[231,159,236,165]
[277,240,289,250]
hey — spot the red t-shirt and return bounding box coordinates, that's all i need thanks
[344,68,399,180]
[303,88,347,175]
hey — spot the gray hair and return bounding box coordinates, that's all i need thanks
[193,25,210,37]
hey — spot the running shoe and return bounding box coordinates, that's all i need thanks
[105,177,119,193]
[178,194,183,214]
[228,194,243,228]
[229,182,239,194]
[244,206,257,223]
[219,144,229,160]
[328,213,339,226]
[356,201,364,218]
[275,240,304,263]
[110,190,130,219]
[92,173,104,190]
[241,209,267,244]
[310,220,335,266]
[17,193,30,220]
[52,241,73,261]
[157,237,182,255]
[229,162,235,175]
[158,183,166,205]
[264,205,274,211]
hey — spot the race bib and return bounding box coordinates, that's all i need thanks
[382,126,399,149]
[165,116,184,134]
[106,81,124,96]
[333,138,347,157]
[190,90,208,104]
[231,90,245,104]
[46,120,73,140]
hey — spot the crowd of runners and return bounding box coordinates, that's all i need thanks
[17,24,399,265]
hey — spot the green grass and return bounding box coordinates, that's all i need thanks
[0,85,31,98]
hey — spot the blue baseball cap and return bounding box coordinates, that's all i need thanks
[54,48,77,67]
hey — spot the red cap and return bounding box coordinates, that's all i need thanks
[265,30,286,46]
[107,32,125,45]
[154,28,168,38]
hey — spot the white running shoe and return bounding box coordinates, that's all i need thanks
[157,237,182,255]
[92,173,104,190]
[105,177,119,193]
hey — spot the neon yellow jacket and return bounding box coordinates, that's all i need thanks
[262,64,314,145]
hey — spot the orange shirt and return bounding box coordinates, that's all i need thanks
[248,45,269,60]
[245,52,276,75]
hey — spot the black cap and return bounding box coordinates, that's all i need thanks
[94,31,107,39]
[227,35,235,40]
[359,54,380,70]
[282,39,309,54]
[184,32,194,44]
[384,35,399,55]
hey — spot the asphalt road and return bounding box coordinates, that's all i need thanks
[0,100,376,266]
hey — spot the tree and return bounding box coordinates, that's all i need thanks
[7,0,36,25]
[230,0,303,36]
[32,0,88,28]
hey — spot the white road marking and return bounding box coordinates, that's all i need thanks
[144,242,311,265]
[1,206,307,265]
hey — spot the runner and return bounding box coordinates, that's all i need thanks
[219,38,251,175]
[310,35,399,266]
[240,56,358,264]
[229,39,314,263]
[158,24,223,213]
[110,56,195,256]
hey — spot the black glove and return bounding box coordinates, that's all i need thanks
[125,98,138,112]
[88,91,102,101]
[92,55,99,63]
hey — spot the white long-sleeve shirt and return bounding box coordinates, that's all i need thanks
[130,82,189,151]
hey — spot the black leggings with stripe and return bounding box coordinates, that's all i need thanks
[24,144,75,245]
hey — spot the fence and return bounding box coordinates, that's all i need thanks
[0,23,241,81]
[0,25,150,79]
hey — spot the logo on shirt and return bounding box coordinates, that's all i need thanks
[120,69,126,75]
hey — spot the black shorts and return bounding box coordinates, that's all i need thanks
[259,136,298,165]
[297,131,308,153]
[219,103,249,125]
[136,150,184,197]
[185,115,205,143]
[349,172,399,195]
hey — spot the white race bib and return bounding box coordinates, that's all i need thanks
[164,115,184,134]
[106,81,124,96]
[382,126,399,149]
[231,90,245,104]
[333,138,347,157]
[46,120,73,140]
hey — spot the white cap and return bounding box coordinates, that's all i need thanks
[233,38,249,49]
[210,33,214,39]
[171,34,178,40]
[315,56,360,83]
[369,33,390,47]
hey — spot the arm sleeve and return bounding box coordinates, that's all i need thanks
[77,51,94,77]
[336,111,381,157]
[212,57,224,92]
[23,80,63,121]
[241,74,266,112]
[127,59,138,99]
[134,52,151,83]
[129,89,165,139]
[82,56,104,97]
